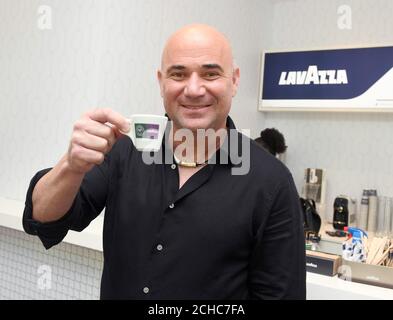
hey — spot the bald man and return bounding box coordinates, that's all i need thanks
[23,24,306,300]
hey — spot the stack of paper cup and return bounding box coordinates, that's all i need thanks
[367,190,378,233]
[358,189,369,231]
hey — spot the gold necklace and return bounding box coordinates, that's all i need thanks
[173,154,208,168]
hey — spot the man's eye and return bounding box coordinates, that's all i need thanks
[169,73,185,80]
[204,72,220,79]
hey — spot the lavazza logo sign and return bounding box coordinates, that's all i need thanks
[278,65,349,85]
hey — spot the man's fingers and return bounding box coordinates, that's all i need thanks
[85,121,117,142]
[88,108,130,133]
[67,108,129,174]
[106,122,126,139]
[72,132,112,154]
[69,145,105,166]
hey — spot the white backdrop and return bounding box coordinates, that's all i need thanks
[0,0,270,201]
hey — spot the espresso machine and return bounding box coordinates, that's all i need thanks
[333,196,356,230]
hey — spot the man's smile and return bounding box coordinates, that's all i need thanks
[181,104,212,110]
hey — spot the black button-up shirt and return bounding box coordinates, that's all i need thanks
[23,117,306,300]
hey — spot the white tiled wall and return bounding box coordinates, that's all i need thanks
[0,226,102,299]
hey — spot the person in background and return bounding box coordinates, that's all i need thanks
[255,128,287,157]
[22,24,305,300]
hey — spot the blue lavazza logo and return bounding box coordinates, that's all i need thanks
[261,46,393,101]
[278,65,348,86]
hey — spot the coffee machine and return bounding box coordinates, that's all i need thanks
[333,196,356,230]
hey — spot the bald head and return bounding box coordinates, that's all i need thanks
[157,24,240,133]
[161,24,235,71]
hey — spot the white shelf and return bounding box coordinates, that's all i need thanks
[307,272,393,300]
[0,197,103,251]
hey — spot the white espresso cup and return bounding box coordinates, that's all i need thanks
[124,114,168,152]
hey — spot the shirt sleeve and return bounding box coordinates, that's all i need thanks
[249,172,306,300]
[22,155,112,250]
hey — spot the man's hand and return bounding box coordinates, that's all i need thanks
[67,108,130,174]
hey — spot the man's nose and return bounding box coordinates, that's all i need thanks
[184,72,206,98]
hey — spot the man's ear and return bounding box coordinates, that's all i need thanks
[232,67,240,97]
[157,70,164,97]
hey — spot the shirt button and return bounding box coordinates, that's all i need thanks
[143,287,149,294]
[171,164,176,170]
[156,244,163,251]
[169,203,175,209]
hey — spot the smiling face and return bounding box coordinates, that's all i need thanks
[158,25,240,133]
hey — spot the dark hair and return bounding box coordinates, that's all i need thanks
[254,128,287,156]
